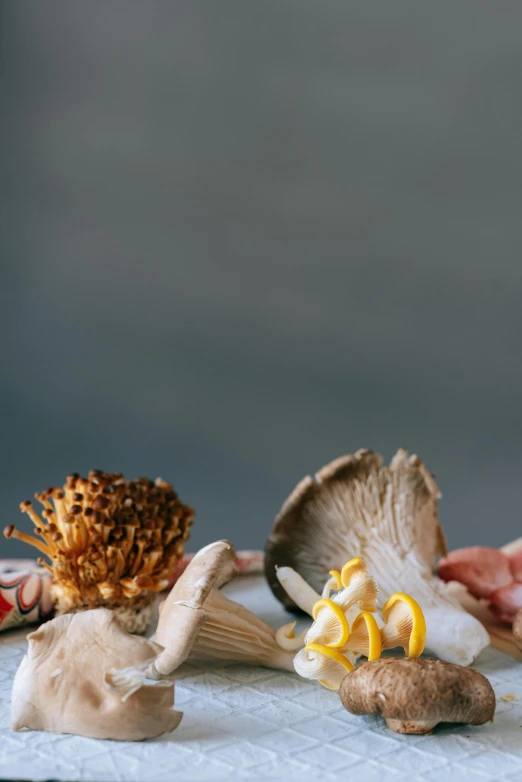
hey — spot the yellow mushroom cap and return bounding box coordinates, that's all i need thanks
[328,570,343,590]
[381,592,426,658]
[340,557,365,587]
[294,643,354,690]
[345,611,382,661]
[334,560,378,614]
[321,569,343,598]
[306,598,350,648]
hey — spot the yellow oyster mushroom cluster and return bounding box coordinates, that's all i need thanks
[276,558,426,690]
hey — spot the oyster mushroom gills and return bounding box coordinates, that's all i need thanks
[152,540,295,675]
[339,658,495,734]
[265,448,489,665]
[277,558,427,690]
[4,470,194,633]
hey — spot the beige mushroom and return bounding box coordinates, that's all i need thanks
[154,540,295,673]
[110,539,296,693]
[339,658,495,734]
[265,448,490,665]
[11,609,181,740]
[151,540,235,676]
[11,538,296,741]
[275,622,308,651]
[293,643,356,690]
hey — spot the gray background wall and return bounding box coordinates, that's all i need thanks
[1,1,521,559]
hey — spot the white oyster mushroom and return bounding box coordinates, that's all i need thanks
[266,449,490,666]
[11,609,180,741]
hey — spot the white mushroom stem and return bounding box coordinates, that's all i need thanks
[275,566,320,616]
[275,622,308,651]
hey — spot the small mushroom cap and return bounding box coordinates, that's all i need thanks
[305,597,350,648]
[294,643,354,690]
[345,611,382,661]
[339,658,495,734]
[381,593,426,658]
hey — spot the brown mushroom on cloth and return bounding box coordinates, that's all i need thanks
[339,658,495,734]
[265,448,490,665]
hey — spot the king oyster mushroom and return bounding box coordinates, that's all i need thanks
[339,658,495,734]
[111,539,295,697]
[152,539,295,674]
[11,609,181,741]
[265,449,490,665]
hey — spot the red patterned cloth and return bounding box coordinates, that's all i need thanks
[0,561,54,631]
[0,551,264,632]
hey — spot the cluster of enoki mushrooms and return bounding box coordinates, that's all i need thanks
[5,470,195,633]
[274,557,426,690]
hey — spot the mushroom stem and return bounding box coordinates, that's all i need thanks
[385,718,439,735]
[275,622,308,651]
[3,525,51,558]
[275,566,320,615]
[194,589,296,671]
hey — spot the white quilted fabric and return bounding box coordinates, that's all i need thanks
[1,575,522,781]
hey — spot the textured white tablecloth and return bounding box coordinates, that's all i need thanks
[1,575,522,781]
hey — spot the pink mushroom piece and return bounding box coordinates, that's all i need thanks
[438,545,522,624]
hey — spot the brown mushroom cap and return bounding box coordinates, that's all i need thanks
[513,608,522,651]
[339,658,495,734]
[265,449,445,611]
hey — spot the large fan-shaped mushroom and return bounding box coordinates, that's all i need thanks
[265,449,489,665]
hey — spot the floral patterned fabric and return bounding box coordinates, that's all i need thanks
[0,561,54,631]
